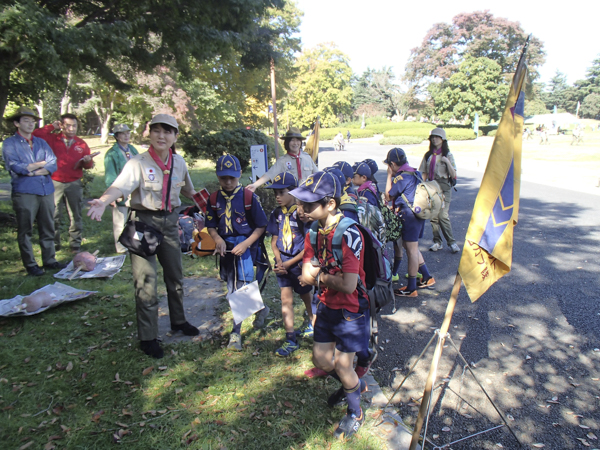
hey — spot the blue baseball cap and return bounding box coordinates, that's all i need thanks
[354,162,372,178]
[216,154,242,178]
[333,161,353,180]
[323,167,345,188]
[383,148,408,166]
[363,159,378,176]
[290,171,341,203]
[266,172,298,190]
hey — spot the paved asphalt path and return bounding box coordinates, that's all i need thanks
[319,141,600,449]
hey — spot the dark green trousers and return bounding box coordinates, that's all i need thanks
[12,192,58,270]
[130,210,187,341]
[53,179,83,250]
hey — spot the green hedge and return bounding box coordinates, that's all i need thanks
[382,129,431,138]
[379,136,426,145]
[444,129,477,141]
[311,128,376,140]
[366,122,435,134]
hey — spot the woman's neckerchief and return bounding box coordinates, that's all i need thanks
[428,148,442,181]
[288,151,302,181]
[148,145,173,211]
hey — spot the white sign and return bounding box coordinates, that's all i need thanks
[250,145,268,182]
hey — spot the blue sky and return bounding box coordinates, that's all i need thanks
[294,0,598,86]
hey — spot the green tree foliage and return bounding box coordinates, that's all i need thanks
[580,93,600,119]
[405,10,545,90]
[0,0,283,119]
[285,43,353,129]
[352,67,415,120]
[429,56,509,124]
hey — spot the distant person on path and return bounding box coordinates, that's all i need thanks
[247,127,318,191]
[347,130,351,143]
[104,124,139,253]
[2,107,65,276]
[87,114,200,359]
[419,128,459,253]
[334,131,345,151]
[33,113,96,252]
[385,148,435,297]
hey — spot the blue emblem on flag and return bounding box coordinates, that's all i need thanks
[479,159,514,253]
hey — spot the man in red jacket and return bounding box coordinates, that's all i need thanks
[33,114,94,252]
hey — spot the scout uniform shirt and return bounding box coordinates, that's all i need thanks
[264,151,318,185]
[388,170,422,214]
[266,206,307,257]
[111,151,194,211]
[205,187,268,238]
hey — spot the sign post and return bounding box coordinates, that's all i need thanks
[250,145,269,182]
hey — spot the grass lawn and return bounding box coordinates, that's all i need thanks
[0,136,388,449]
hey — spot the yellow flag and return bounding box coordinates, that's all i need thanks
[304,118,320,162]
[458,53,527,303]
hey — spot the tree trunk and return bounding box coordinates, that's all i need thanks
[36,100,44,127]
[0,72,10,124]
[100,112,112,144]
[60,71,72,115]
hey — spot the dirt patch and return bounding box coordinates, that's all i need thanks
[157,276,226,344]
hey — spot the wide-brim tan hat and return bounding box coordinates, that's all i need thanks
[429,127,447,140]
[280,127,305,140]
[6,106,40,122]
[149,114,178,131]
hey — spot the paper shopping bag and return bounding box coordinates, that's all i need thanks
[227,281,265,324]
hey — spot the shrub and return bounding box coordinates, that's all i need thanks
[379,136,426,145]
[179,128,275,171]
[382,129,431,138]
[487,129,497,137]
[444,129,477,141]
[367,122,434,134]
[480,125,498,136]
[311,128,375,140]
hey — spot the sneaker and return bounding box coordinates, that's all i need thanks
[227,332,242,351]
[298,323,314,339]
[450,243,460,253]
[333,409,364,440]
[327,379,368,407]
[391,273,400,282]
[43,262,67,270]
[26,265,45,277]
[417,277,436,289]
[171,321,200,336]
[355,348,378,378]
[394,286,418,297]
[252,305,270,329]
[429,242,443,252]
[405,272,423,279]
[275,340,299,357]
[140,339,164,358]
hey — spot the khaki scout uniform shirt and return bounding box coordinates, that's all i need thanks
[111,151,195,210]
[264,151,318,185]
[419,152,457,181]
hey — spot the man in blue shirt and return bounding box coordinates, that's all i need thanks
[2,107,65,276]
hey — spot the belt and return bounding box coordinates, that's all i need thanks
[131,209,174,216]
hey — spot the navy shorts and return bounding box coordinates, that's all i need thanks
[275,254,312,295]
[401,208,425,242]
[314,302,368,354]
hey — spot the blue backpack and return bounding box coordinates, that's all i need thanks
[308,217,393,313]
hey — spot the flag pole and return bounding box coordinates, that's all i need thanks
[409,273,462,450]
[270,57,280,159]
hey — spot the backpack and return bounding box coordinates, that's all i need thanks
[178,215,197,252]
[401,171,444,220]
[356,196,386,245]
[308,218,393,346]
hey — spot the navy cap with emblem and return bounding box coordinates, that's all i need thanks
[266,172,298,190]
[290,171,341,203]
[216,154,241,178]
[383,147,408,166]
[362,159,378,176]
[333,161,353,180]
[323,167,345,188]
[353,162,372,177]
